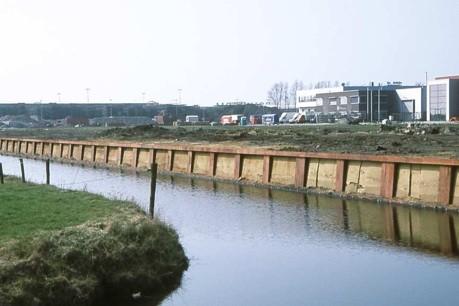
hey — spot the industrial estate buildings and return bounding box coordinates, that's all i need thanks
[296,75,459,122]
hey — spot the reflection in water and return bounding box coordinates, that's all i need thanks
[1,155,459,306]
[171,175,459,258]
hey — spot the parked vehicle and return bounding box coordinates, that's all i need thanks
[290,113,305,124]
[279,112,297,124]
[249,115,262,125]
[185,115,199,123]
[220,114,243,125]
[262,114,278,125]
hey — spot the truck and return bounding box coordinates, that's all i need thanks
[220,114,243,125]
[249,115,262,125]
[185,115,199,123]
[262,114,278,125]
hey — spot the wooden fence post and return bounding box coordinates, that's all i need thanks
[0,163,4,184]
[150,163,158,219]
[46,159,50,185]
[19,158,25,183]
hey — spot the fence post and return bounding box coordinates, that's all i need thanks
[46,159,50,185]
[0,163,3,184]
[150,163,158,219]
[19,158,25,183]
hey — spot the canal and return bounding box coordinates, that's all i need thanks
[1,155,459,306]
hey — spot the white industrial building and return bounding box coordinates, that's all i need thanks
[426,76,459,121]
[296,83,426,122]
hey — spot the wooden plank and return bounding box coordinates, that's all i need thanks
[335,160,346,192]
[208,152,216,176]
[149,149,156,165]
[234,154,242,179]
[380,162,396,198]
[118,147,123,165]
[91,145,96,162]
[438,166,453,205]
[295,157,307,188]
[80,145,85,161]
[167,150,173,171]
[263,155,272,184]
[132,148,139,168]
[4,136,459,167]
[104,146,109,163]
[187,151,194,173]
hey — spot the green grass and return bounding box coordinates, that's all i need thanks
[0,178,131,242]
[0,178,188,306]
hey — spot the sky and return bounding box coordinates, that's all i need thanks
[0,0,458,106]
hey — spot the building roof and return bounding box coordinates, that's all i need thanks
[435,75,459,80]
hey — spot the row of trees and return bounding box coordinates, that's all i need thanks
[267,80,349,109]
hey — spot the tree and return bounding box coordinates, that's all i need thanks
[289,80,304,109]
[267,82,289,109]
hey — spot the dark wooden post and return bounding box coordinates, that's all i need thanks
[46,159,50,185]
[0,163,4,184]
[19,158,25,183]
[150,163,158,218]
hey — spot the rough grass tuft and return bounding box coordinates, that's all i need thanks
[0,179,188,306]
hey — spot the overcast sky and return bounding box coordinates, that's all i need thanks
[0,0,458,105]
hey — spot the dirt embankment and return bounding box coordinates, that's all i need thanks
[2,123,459,157]
[97,124,459,157]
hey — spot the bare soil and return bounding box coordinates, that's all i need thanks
[2,123,459,157]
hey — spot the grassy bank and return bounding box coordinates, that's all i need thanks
[0,178,188,306]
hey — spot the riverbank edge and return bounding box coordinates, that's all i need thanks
[2,151,458,214]
[0,178,189,306]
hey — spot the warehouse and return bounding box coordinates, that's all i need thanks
[427,76,459,121]
[297,83,426,122]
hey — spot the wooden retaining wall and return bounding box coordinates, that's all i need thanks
[1,137,458,207]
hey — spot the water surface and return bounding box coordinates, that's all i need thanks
[1,155,458,306]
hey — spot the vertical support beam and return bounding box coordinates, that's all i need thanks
[80,145,84,161]
[167,150,174,171]
[380,162,396,198]
[33,142,37,155]
[41,142,45,156]
[118,147,123,166]
[208,152,216,176]
[68,144,73,159]
[263,155,272,184]
[91,145,96,163]
[59,143,64,158]
[335,160,346,192]
[25,142,29,154]
[234,154,242,179]
[438,166,453,205]
[295,157,308,188]
[132,148,139,168]
[187,151,194,174]
[149,149,156,166]
[104,146,109,164]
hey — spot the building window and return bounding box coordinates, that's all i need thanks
[329,97,337,106]
[340,96,348,105]
[350,96,359,104]
[429,84,447,121]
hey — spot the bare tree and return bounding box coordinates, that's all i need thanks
[267,82,289,109]
[289,80,304,109]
